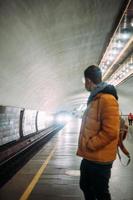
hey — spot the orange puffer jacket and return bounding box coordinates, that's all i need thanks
[77,93,120,163]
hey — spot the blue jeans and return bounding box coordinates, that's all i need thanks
[80,159,112,200]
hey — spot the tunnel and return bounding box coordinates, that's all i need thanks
[0,0,133,200]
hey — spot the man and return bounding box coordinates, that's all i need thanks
[128,112,132,126]
[77,65,120,200]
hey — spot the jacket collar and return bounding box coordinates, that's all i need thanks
[87,82,107,104]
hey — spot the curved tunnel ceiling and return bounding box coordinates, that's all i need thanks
[0,0,130,113]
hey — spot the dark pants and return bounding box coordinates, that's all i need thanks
[128,119,132,126]
[80,159,112,200]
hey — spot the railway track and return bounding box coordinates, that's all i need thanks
[0,124,64,188]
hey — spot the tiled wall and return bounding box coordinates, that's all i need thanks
[0,106,21,146]
[22,110,37,136]
[0,106,56,146]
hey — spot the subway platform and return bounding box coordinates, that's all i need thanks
[0,119,133,200]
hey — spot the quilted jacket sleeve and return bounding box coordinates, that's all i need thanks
[87,95,120,151]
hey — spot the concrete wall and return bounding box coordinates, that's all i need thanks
[117,76,133,115]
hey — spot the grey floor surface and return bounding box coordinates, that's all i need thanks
[0,119,133,200]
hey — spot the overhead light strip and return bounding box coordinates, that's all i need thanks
[103,35,133,79]
[99,0,133,83]
[107,53,133,86]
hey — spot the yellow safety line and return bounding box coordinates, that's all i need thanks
[19,146,56,200]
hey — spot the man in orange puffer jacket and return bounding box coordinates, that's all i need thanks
[77,65,120,200]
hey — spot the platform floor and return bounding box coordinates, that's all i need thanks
[0,119,133,200]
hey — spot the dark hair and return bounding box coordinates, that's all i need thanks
[84,65,102,84]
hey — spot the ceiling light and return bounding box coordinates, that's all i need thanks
[113,39,125,49]
[111,47,120,54]
[99,1,133,81]
[107,54,133,85]
[128,63,133,69]
[120,28,131,40]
